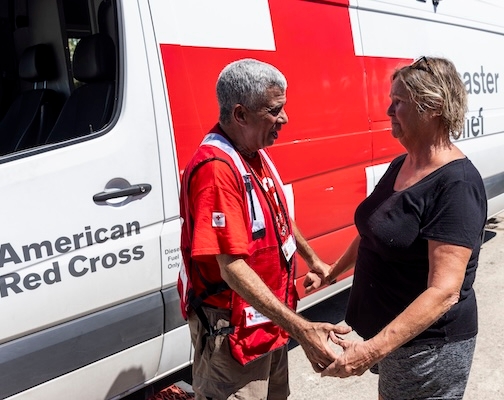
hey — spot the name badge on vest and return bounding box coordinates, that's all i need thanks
[244,306,272,327]
[281,234,296,262]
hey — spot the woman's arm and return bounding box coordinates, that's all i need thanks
[326,234,361,284]
[323,240,472,377]
[304,234,361,293]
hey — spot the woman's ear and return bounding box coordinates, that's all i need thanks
[432,100,444,118]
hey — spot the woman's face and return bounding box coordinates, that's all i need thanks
[387,79,422,142]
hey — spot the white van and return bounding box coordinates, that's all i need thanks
[1,0,504,399]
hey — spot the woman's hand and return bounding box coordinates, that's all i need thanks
[321,333,380,378]
[297,322,352,373]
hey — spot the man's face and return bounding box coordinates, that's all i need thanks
[244,86,288,151]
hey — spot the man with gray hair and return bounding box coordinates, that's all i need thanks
[178,58,349,399]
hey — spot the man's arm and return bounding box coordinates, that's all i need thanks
[216,254,351,372]
[291,220,318,266]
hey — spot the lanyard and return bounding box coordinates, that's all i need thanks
[246,157,295,272]
[246,155,291,241]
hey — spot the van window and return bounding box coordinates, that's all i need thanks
[0,0,119,160]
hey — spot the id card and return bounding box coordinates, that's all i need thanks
[281,234,296,262]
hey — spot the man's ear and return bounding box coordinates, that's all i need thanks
[233,104,247,126]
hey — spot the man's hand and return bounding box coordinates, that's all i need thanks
[321,333,379,378]
[296,322,352,373]
[303,271,323,294]
[303,260,333,294]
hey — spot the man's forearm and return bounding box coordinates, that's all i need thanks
[216,254,310,342]
[292,220,319,267]
[216,253,351,371]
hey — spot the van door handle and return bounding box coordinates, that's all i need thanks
[93,183,152,204]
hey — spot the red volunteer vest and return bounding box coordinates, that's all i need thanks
[177,130,298,365]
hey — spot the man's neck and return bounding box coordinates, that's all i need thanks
[236,147,257,159]
[218,123,257,158]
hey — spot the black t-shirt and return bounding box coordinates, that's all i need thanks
[346,154,487,345]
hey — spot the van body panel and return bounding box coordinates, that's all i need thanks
[0,293,163,399]
[6,338,163,400]
[1,0,504,398]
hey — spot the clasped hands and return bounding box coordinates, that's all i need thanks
[301,263,378,378]
[301,316,376,379]
[320,332,376,378]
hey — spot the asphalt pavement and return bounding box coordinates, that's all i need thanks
[288,213,504,399]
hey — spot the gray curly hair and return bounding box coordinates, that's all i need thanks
[216,58,287,124]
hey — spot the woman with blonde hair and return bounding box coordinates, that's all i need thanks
[305,56,487,400]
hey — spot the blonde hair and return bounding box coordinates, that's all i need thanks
[392,57,467,141]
